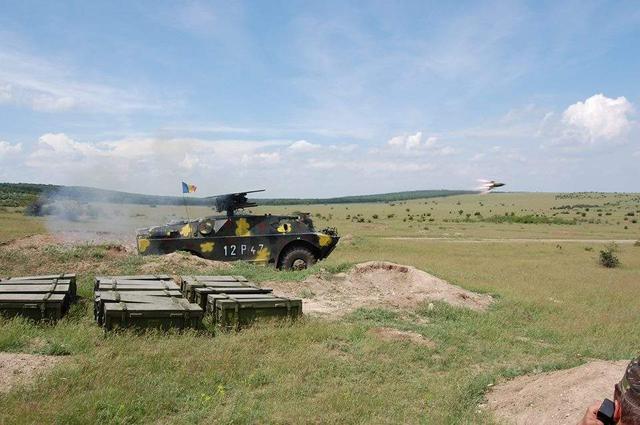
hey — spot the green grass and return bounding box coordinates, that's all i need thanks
[0,192,639,424]
[481,213,576,225]
[0,209,46,243]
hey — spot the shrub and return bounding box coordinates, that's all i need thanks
[599,243,620,268]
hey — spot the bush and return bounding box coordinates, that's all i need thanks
[599,243,620,268]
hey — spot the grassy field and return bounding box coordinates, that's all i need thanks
[0,192,639,424]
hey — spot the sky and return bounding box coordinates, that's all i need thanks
[0,0,638,197]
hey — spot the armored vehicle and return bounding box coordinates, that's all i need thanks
[136,190,339,270]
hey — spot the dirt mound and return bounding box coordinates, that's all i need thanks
[1,234,63,249]
[1,234,135,253]
[267,261,492,317]
[368,327,436,347]
[485,360,628,424]
[0,352,64,393]
[140,252,231,274]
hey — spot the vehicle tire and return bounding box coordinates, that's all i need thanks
[280,246,317,270]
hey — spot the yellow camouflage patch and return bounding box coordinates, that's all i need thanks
[235,218,251,236]
[138,238,150,253]
[318,234,332,247]
[255,247,270,262]
[200,242,215,253]
[277,223,291,233]
[180,224,192,237]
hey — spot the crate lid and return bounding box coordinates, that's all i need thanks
[0,284,70,294]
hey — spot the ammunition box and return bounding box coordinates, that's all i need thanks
[193,286,273,309]
[214,295,302,330]
[2,274,77,301]
[205,293,278,317]
[102,300,203,331]
[179,275,248,292]
[95,281,181,292]
[183,280,260,302]
[93,290,184,325]
[94,275,171,290]
[0,293,69,320]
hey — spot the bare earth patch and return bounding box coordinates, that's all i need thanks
[0,232,137,251]
[486,360,628,425]
[139,252,231,274]
[267,261,493,317]
[368,327,436,348]
[0,352,64,393]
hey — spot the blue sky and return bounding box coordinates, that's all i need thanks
[0,0,638,197]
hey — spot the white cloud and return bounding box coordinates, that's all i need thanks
[35,133,98,157]
[562,94,634,142]
[0,84,12,103]
[22,133,292,192]
[0,141,22,158]
[288,140,320,152]
[0,46,165,113]
[388,131,423,149]
[240,152,281,166]
[425,136,438,147]
[179,153,200,170]
[406,131,422,149]
[387,131,459,156]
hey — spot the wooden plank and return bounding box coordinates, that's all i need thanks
[0,284,70,294]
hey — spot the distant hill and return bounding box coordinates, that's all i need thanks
[254,190,476,205]
[0,182,475,208]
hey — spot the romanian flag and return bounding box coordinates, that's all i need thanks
[181,182,197,194]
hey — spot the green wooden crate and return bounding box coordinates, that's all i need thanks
[95,281,181,292]
[102,299,203,331]
[94,290,184,325]
[214,295,302,330]
[179,275,248,292]
[193,286,273,309]
[205,293,279,317]
[183,280,259,302]
[0,284,70,295]
[2,274,76,301]
[94,275,172,290]
[0,293,69,321]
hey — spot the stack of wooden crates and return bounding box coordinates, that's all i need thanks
[94,275,203,331]
[180,276,302,330]
[0,274,77,320]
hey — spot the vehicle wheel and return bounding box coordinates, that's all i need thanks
[280,247,317,271]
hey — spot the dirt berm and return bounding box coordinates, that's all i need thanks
[267,261,493,317]
[486,360,628,424]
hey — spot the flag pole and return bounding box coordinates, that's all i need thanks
[182,193,191,221]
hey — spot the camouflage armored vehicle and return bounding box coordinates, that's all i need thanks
[136,190,339,270]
